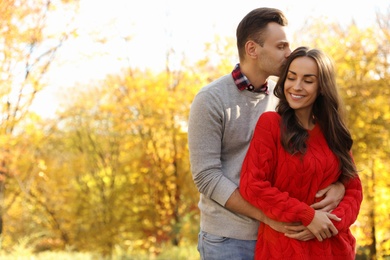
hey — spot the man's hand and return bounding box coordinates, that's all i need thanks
[264,217,289,233]
[311,182,345,212]
[267,219,315,241]
[284,224,315,241]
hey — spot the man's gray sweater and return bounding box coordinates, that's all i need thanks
[188,73,278,240]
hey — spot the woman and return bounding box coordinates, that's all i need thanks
[239,47,362,259]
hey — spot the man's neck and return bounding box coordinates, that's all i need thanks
[240,62,268,91]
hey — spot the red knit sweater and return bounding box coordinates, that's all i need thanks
[239,112,362,260]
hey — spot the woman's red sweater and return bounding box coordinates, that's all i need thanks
[239,112,362,260]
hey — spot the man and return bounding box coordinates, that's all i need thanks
[188,7,345,259]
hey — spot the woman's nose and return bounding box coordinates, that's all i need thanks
[293,81,302,90]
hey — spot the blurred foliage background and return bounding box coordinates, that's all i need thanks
[0,0,389,259]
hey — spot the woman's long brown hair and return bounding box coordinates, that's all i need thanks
[274,46,357,183]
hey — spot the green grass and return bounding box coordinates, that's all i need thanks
[0,244,200,260]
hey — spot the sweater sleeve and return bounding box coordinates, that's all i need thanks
[188,90,237,206]
[239,112,315,225]
[330,175,363,231]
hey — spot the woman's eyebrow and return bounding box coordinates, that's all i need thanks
[288,70,317,77]
[304,74,318,78]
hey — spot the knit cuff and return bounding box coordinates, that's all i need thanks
[301,206,315,226]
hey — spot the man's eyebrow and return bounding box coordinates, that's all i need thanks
[278,41,289,45]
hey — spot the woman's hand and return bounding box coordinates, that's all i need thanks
[307,210,341,241]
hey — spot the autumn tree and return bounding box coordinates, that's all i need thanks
[5,4,389,259]
[103,66,202,255]
[295,12,390,259]
[17,60,207,256]
[0,0,78,249]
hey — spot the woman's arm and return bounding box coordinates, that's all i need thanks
[240,113,316,224]
[300,176,362,241]
[284,182,345,241]
[285,167,362,241]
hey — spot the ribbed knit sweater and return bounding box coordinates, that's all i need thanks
[240,112,362,259]
[188,74,278,240]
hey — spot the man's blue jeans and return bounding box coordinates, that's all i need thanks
[197,231,256,260]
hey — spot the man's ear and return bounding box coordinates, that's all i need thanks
[245,40,258,59]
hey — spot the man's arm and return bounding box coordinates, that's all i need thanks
[225,189,289,234]
[231,179,344,241]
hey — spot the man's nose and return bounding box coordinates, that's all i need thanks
[285,47,292,58]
